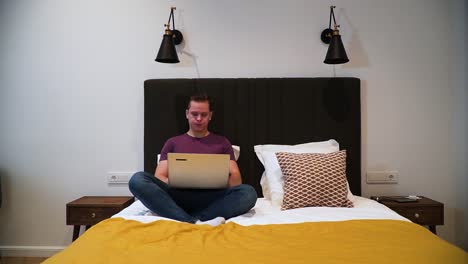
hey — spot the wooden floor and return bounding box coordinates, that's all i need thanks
[0,257,48,264]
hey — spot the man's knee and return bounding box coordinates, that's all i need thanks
[234,184,257,208]
[244,185,258,207]
[128,171,148,192]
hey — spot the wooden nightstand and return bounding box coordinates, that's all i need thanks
[66,196,134,241]
[370,196,444,234]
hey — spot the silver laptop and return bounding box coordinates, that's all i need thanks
[167,153,230,189]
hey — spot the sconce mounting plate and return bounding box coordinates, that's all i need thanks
[171,29,183,45]
[321,28,333,44]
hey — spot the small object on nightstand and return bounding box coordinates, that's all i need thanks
[393,198,418,203]
[66,196,134,241]
[373,196,416,203]
[370,196,444,234]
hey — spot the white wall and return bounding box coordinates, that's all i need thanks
[0,0,466,255]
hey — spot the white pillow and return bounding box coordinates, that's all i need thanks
[256,140,339,202]
[232,145,240,161]
[156,145,241,164]
[259,171,271,200]
[254,140,340,166]
[255,140,354,207]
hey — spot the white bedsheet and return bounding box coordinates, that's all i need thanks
[112,196,409,225]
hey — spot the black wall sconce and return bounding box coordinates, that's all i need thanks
[321,6,349,64]
[155,7,184,63]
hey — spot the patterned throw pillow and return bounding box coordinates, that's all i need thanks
[276,151,353,210]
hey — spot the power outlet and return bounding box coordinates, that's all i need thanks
[107,172,133,183]
[366,171,399,184]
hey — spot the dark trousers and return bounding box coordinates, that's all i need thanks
[129,171,257,223]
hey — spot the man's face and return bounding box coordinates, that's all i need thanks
[186,101,212,133]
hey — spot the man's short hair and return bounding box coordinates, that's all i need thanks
[187,93,213,111]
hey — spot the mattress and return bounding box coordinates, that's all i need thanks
[113,196,409,225]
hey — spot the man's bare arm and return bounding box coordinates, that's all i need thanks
[154,160,169,183]
[228,160,242,187]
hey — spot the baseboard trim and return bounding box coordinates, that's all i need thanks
[0,246,65,257]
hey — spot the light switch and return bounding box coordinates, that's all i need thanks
[366,171,398,184]
[107,172,133,183]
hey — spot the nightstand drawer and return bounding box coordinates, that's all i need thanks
[67,207,122,225]
[392,207,443,225]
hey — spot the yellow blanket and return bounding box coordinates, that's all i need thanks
[45,218,466,264]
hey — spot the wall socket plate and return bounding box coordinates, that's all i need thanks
[366,171,399,184]
[107,172,133,183]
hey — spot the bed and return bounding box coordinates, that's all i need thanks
[44,78,466,263]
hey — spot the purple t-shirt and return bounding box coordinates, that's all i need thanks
[159,133,235,161]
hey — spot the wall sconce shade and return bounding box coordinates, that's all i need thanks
[324,31,349,64]
[155,7,183,63]
[156,33,179,63]
[321,6,349,64]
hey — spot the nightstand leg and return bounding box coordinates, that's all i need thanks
[72,225,80,241]
[429,225,437,234]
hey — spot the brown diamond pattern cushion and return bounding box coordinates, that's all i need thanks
[276,150,353,210]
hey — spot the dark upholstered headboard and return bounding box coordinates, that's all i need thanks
[144,78,361,196]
